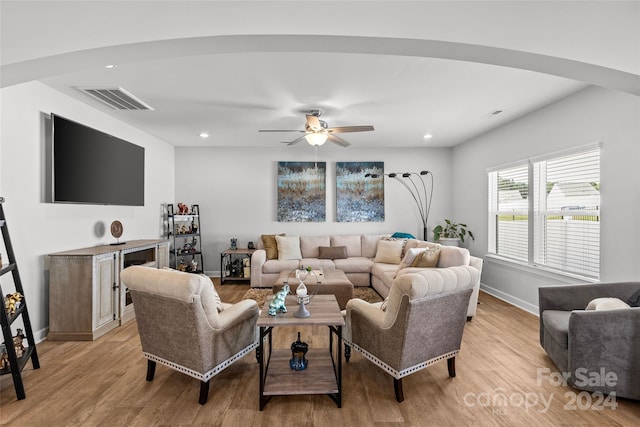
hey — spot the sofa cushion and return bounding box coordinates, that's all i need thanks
[542,310,571,349]
[301,258,335,270]
[318,246,348,259]
[374,239,404,264]
[372,262,398,284]
[261,234,284,260]
[437,246,470,267]
[262,259,300,274]
[362,234,388,258]
[334,257,374,273]
[275,235,302,260]
[331,235,362,257]
[300,235,330,258]
[411,248,441,267]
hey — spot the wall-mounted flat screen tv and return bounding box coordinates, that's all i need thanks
[51,114,145,206]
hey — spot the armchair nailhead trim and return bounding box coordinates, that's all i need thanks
[344,339,458,379]
[143,341,258,382]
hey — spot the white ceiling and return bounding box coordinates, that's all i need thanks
[1,1,638,149]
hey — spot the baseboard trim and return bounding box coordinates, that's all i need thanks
[480,283,539,317]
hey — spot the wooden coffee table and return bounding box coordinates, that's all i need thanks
[273,269,354,310]
[256,294,345,410]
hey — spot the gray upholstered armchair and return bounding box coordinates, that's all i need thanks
[120,266,259,404]
[539,282,640,400]
[343,272,474,402]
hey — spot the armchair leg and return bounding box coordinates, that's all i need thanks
[447,357,456,377]
[344,343,351,362]
[393,378,404,402]
[146,360,156,381]
[199,380,210,405]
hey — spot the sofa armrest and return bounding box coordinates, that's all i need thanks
[250,249,267,287]
[567,308,640,397]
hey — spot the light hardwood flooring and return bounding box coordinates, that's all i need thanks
[1,282,639,426]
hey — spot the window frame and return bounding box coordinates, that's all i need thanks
[487,143,601,279]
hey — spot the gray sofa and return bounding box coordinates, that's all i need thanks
[539,282,640,400]
[250,234,483,318]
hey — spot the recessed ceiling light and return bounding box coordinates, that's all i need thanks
[199,132,209,138]
[104,64,117,69]
[423,134,433,140]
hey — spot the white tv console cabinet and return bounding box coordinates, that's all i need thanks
[48,239,169,341]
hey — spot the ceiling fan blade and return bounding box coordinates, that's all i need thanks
[328,134,351,147]
[306,115,322,130]
[328,125,374,133]
[258,129,305,133]
[281,134,307,146]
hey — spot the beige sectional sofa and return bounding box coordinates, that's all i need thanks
[250,234,483,318]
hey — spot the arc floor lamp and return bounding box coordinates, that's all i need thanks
[365,171,433,241]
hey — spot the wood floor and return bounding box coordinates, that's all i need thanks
[2,282,639,426]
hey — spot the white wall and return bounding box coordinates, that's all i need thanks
[0,81,175,340]
[175,146,452,274]
[452,86,640,313]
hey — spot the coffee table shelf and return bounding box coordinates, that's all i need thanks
[263,349,339,396]
[257,295,344,410]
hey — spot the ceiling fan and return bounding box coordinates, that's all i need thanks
[258,110,374,147]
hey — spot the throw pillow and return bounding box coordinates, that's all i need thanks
[276,235,302,260]
[391,232,415,239]
[261,234,284,260]
[627,289,640,307]
[585,297,631,311]
[318,246,348,260]
[411,247,441,268]
[401,247,427,267]
[198,274,224,313]
[374,239,404,264]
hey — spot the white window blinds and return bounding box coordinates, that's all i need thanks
[488,164,529,262]
[488,145,600,278]
[533,147,600,277]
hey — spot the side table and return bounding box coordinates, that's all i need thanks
[256,295,344,410]
[220,248,255,284]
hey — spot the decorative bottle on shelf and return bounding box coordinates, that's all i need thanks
[289,332,308,371]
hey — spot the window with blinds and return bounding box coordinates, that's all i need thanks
[488,145,600,278]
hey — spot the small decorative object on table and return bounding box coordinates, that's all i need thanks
[268,284,290,316]
[289,331,309,371]
[0,343,8,370]
[230,238,238,250]
[177,202,189,215]
[13,329,25,358]
[247,241,255,250]
[290,267,319,318]
[4,292,23,315]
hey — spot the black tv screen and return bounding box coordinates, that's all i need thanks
[52,114,145,206]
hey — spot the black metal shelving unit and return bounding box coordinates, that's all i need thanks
[166,203,204,273]
[0,197,40,400]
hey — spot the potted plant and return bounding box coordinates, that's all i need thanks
[432,219,475,246]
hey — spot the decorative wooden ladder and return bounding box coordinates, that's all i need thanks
[0,197,40,399]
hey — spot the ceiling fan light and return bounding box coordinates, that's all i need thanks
[304,132,328,146]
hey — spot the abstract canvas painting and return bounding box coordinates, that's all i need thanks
[336,161,384,222]
[277,162,326,222]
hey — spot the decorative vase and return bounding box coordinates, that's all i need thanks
[289,332,308,371]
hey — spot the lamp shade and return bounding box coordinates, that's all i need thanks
[304,132,328,146]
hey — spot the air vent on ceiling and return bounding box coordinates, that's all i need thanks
[77,87,154,111]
